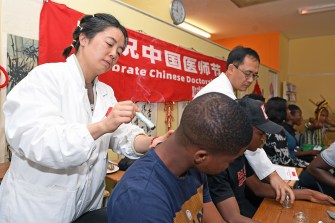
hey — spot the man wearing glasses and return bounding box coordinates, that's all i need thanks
[194,45,295,205]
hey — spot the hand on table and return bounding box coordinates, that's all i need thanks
[309,190,335,206]
[269,171,295,204]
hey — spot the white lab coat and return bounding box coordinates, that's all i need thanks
[0,55,145,223]
[195,72,276,180]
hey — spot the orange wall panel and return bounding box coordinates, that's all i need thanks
[214,32,280,71]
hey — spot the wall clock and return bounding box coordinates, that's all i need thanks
[170,0,186,25]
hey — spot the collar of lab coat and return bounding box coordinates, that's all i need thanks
[67,54,111,122]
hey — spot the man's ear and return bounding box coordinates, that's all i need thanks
[228,63,235,70]
[194,150,209,165]
[226,64,235,76]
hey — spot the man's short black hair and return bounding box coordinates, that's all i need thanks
[176,92,253,155]
[288,104,301,116]
[226,46,260,70]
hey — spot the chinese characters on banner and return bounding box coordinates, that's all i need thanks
[39,1,226,102]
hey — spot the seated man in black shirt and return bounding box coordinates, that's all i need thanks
[208,97,335,223]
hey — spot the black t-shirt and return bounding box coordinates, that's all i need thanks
[207,155,257,218]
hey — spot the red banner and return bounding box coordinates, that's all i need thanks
[39,1,226,102]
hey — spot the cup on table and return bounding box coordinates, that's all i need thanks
[282,193,292,208]
[293,211,310,223]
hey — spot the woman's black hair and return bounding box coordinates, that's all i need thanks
[62,13,128,58]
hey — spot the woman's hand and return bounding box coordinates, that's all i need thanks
[88,101,140,140]
[149,130,174,148]
[104,101,139,133]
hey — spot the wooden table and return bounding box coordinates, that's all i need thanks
[106,170,125,184]
[105,160,125,185]
[253,198,335,222]
[0,162,10,182]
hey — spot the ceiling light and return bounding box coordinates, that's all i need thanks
[299,3,335,15]
[178,22,211,38]
[230,0,280,8]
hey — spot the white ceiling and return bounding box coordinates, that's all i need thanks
[182,0,335,40]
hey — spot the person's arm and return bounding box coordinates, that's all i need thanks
[244,148,276,180]
[88,101,139,140]
[247,174,295,205]
[246,174,335,206]
[247,175,279,199]
[214,198,260,223]
[93,101,145,159]
[293,189,335,205]
[94,101,173,158]
[306,118,323,130]
[266,171,295,203]
[307,155,335,187]
[207,170,243,222]
[245,148,295,203]
[326,126,335,132]
[203,201,226,223]
[296,150,320,157]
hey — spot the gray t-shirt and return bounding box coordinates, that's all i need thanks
[321,143,335,167]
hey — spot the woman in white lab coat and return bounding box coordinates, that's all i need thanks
[0,13,165,223]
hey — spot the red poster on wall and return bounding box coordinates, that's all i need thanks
[39,1,226,102]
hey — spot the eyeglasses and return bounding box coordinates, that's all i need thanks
[233,64,259,80]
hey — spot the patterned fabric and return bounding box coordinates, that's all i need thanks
[263,130,309,168]
[303,122,329,147]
